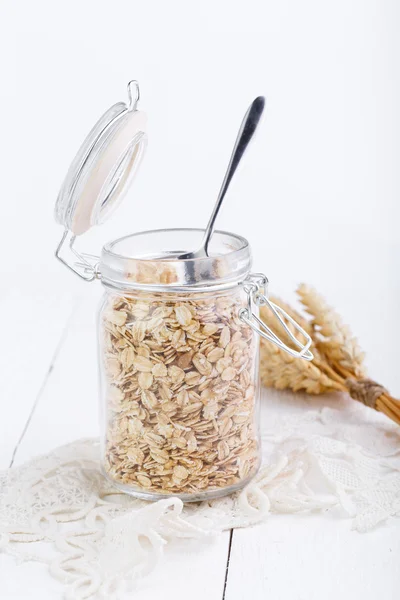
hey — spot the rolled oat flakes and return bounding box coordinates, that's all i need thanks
[101,288,259,497]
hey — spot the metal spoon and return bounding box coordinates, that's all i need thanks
[178,95,265,260]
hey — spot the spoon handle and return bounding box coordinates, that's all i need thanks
[202,96,265,254]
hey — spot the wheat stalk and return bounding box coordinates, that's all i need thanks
[260,300,346,394]
[259,287,400,426]
[297,284,366,377]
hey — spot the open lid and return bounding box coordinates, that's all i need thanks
[55,81,147,236]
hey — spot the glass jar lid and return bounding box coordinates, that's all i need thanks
[55,81,147,236]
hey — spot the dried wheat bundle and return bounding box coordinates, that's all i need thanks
[259,284,400,426]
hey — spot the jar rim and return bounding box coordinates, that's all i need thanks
[100,228,252,291]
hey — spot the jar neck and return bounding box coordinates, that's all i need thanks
[99,228,252,293]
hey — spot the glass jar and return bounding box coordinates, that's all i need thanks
[98,229,261,501]
[54,82,313,502]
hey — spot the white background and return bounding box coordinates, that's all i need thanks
[0,1,399,599]
[1,0,399,386]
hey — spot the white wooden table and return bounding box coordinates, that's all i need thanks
[1,268,399,600]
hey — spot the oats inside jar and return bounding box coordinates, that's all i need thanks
[100,288,260,496]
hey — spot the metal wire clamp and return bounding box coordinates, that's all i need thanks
[240,274,313,360]
[55,230,100,282]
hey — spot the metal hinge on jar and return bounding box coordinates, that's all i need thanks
[55,230,100,282]
[240,273,313,360]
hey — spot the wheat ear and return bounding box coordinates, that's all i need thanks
[258,288,400,426]
[259,303,346,394]
[297,284,366,378]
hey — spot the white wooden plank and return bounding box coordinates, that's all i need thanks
[125,534,230,600]
[1,556,63,600]
[224,515,399,600]
[224,390,400,600]
[11,293,100,463]
[1,534,231,600]
[6,291,231,600]
[0,278,77,468]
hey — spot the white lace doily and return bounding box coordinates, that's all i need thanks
[1,391,399,599]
